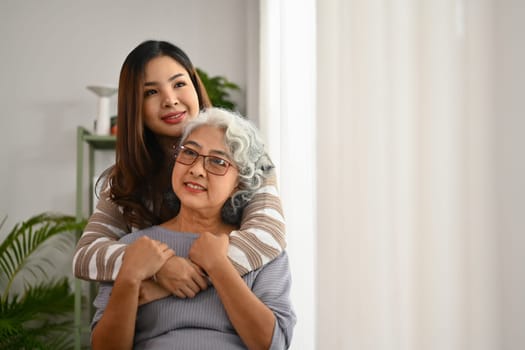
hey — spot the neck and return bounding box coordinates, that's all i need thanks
[162,207,234,235]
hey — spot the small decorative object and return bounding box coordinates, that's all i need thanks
[110,115,118,135]
[87,85,118,135]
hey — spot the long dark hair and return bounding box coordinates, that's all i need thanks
[107,40,211,228]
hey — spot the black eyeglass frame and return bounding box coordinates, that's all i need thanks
[175,145,234,176]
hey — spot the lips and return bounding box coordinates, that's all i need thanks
[161,111,186,124]
[184,181,207,193]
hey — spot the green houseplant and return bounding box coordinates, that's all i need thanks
[196,68,241,110]
[0,213,86,349]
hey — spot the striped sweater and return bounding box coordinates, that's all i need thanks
[73,176,286,281]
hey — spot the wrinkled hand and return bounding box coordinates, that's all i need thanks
[156,256,208,298]
[139,280,171,305]
[188,232,229,274]
[119,236,174,283]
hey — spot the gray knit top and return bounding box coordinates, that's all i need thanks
[91,226,296,349]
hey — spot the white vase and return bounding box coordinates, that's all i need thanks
[87,85,118,135]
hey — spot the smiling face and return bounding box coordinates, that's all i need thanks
[172,125,239,217]
[142,55,200,138]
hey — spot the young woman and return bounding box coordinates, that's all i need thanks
[91,108,295,349]
[73,41,286,297]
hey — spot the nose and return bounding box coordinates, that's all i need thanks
[189,156,206,177]
[163,91,178,107]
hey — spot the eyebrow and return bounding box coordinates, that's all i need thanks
[183,141,230,158]
[144,73,185,87]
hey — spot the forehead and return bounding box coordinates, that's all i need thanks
[185,125,227,151]
[144,55,186,80]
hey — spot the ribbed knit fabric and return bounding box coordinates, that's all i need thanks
[73,175,286,281]
[91,226,296,349]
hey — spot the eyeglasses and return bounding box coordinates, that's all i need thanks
[175,145,233,176]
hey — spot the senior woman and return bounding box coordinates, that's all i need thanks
[91,107,296,350]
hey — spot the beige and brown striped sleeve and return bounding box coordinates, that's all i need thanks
[228,175,286,275]
[72,183,130,282]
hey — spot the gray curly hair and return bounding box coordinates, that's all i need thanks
[179,107,275,224]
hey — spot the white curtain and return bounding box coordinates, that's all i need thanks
[259,0,317,349]
[260,0,500,349]
[316,1,499,350]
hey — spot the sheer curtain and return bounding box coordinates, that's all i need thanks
[259,0,317,349]
[316,0,498,349]
[260,0,499,349]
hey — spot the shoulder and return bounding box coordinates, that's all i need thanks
[266,251,290,269]
[251,251,291,279]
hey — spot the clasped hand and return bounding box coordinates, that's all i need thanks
[140,232,229,302]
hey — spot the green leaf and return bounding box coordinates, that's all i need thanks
[0,213,85,297]
[196,67,241,111]
[0,212,86,349]
[0,278,75,348]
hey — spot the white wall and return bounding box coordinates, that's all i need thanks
[0,0,254,235]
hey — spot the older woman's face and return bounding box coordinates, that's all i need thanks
[172,125,239,215]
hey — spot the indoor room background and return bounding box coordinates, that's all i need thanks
[1,0,524,350]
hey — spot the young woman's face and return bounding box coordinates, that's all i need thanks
[142,55,200,138]
[172,125,239,215]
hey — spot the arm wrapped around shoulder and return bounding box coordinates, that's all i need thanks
[228,174,286,275]
[72,182,131,281]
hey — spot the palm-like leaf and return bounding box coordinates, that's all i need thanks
[0,212,86,349]
[0,212,85,300]
[0,278,75,350]
[1,278,75,320]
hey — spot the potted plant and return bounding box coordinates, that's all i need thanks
[0,213,86,349]
[196,68,241,111]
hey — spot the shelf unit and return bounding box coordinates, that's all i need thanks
[74,126,116,349]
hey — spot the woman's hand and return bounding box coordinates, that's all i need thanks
[156,256,208,298]
[92,236,173,350]
[189,232,230,275]
[118,236,174,283]
[139,280,171,305]
[190,232,276,349]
